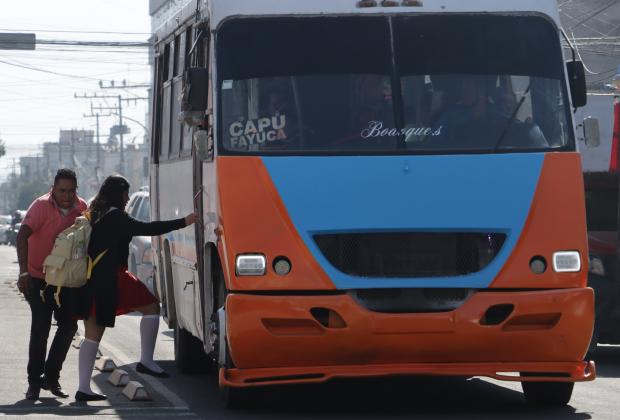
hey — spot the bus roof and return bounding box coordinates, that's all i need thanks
[154,0,561,42]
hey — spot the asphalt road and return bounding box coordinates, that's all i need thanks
[0,244,619,419]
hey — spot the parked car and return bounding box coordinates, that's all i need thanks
[584,172,620,354]
[0,226,9,245]
[125,191,154,293]
[0,215,12,244]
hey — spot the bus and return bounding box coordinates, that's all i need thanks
[150,0,597,407]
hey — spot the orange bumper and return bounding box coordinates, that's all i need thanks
[224,288,595,387]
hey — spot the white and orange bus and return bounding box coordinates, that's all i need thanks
[150,0,597,407]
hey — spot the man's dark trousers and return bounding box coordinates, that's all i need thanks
[25,277,77,385]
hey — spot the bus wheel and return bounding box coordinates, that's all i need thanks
[521,381,574,406]
[174,324,207,374]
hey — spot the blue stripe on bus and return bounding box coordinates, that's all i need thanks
[262,154,544,289]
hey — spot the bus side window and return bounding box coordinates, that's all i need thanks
[170,33,184,158]
[151,52,164,162]
[160,41,173,160]
[181,27,196,154]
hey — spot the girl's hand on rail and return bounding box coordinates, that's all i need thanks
[184,212,199,226]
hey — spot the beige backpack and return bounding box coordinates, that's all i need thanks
[43,214,106,305]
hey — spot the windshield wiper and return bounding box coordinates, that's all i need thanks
[493,82,532,152]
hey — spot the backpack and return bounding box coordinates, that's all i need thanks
[42,213,107,305]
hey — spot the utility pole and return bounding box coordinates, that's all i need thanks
[99,80,150,89]
[75,91,147,175]
[118,95,124,175]
[70,129,76,169]
[83,110,113,182]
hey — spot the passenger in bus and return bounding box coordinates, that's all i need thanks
[259,85,306,150]
[336,75,395,148]
[433,76,547,149]
[72,175,197,401]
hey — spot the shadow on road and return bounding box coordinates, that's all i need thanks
[154,359,594,419]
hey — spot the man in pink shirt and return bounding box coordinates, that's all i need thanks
[16,169,88,400]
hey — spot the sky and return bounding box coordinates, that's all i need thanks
[0,0,151,179]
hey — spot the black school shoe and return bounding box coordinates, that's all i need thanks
[136,362,169,378]
[75,391,107,401]
[25,384,40,400]
[41,378,69,398]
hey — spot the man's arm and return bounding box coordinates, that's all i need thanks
[16,224,33,296]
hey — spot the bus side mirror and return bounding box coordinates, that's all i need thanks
[583,116,600,148]
[566,60,587,108]
[194,129,213,161]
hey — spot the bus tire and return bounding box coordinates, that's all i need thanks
[521,381,574,406]
[174,323,207,374]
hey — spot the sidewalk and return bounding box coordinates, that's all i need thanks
[0,245,192,419]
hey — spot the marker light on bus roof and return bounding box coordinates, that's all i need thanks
[356,0,424,6]
[236,254,266,276]
[357,0,377,7]
[552,251,581,273]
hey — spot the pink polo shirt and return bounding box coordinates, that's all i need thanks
[22,192,88,279]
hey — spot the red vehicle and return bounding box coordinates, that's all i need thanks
[585,172,619,352]
[585,96,620,352]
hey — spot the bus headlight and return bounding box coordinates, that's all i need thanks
[552,251,581,272]
[589,256,605,276]
[236,254,266,276]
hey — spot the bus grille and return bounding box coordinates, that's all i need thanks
[313,232,506,278]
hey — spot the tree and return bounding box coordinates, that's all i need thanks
[0,139,5,159]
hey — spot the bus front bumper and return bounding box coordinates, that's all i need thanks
[223,288,595,387]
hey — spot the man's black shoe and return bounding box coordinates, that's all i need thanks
[75,391,107,401]
[41,378,69,398]
[26,384,40,400]
[136,362,169,378]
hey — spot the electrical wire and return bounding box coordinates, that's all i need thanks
[0,28,150,35]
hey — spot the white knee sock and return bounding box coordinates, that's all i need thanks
[78,338,99,395]
[140,315,163,373]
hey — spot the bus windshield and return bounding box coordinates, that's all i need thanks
[218,15,572,154]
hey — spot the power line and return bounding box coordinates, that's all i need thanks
[0,28,150,35]
[0,57,147,82]
[36,39,149,48]
[0,57,102,80]
[568,0,619,30]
